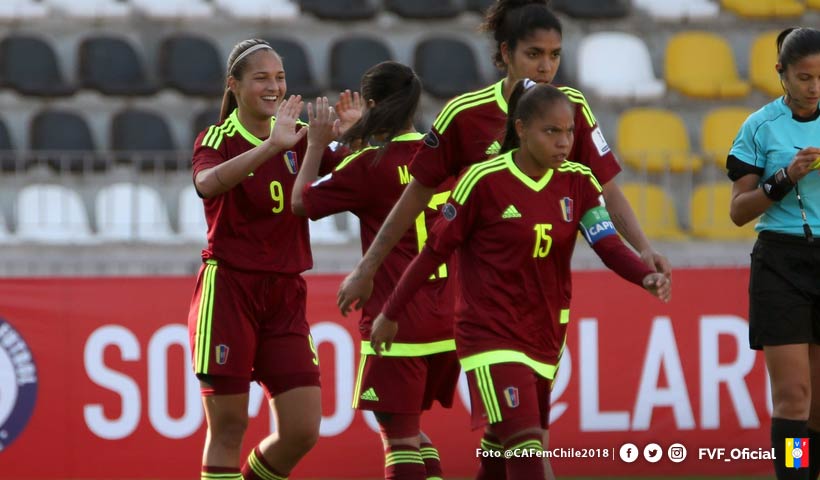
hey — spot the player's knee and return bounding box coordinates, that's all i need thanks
[211,417,248,450]
[773,381,811,417]
[283,421,320,455]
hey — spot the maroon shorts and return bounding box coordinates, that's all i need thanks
[466,363,551,430]
[353,350,460,414]
[187,260,320,396]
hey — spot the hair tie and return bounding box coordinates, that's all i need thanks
[523,78,537,90]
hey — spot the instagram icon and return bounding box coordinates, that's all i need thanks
[668,443,687,463]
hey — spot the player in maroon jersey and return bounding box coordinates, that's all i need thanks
[339,0,670,317]
[370,82,671,480]
[186,39,354,480]
[291,62,459,480]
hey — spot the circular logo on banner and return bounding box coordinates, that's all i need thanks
[0,318,38,452]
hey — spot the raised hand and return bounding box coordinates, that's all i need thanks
[335,89,363,136]
[267,95,307,151]
[642,272,671,303]
[307,97,340,148]
[787,147,820,183]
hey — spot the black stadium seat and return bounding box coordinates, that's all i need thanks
[299,0,379,21]
[192,106,222,145]
[414,36,483,99]
[330,36,393,92]
[29,110,102,172]
[0,35,76,97]
[79,35,157,96]
[0,116,15,172]
[466,0,494,13]
[551,0,630,19]
[111,109,180,171]
[263,37,322,98]
[385,0,461,19]
[159,34,224,97]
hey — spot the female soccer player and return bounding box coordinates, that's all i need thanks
[186,38,351,480]
[291,61,459,480]
[370,82,671,480]
[728,27,820,480]
[339,0,670,312]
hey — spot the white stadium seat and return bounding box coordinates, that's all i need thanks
[213,0,299,21]
[44,0,131,19]
[0,0,49,21]
[15,184,94,244]
[95,182,177,243]
[310,216,349,245]
[633,0,720,21]
[130,0,213,20]
[178,184,208,243]
[577,32,665,101]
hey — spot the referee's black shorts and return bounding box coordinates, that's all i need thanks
[749,231,820,350]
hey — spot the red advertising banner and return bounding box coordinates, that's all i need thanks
[0,269,772,479]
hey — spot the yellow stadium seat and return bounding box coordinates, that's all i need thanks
[750,31,782,97]
[701,107,753,168]
[665,32,751,99]
[617,108,703,173]
[721,0,804,18]
[809,0,820,10]
[690,183,757,240]
[619,183,688,240]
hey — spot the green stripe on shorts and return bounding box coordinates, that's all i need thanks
[195,261,217,374]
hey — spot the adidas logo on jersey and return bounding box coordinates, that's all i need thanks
[360,387,380,402]
[485,141,501,156]
[502,205,522,219]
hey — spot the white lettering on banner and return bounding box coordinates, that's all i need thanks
[578,319,630,431]
[699,315,759,429]
[311,322,354,436]
[147,325,202,439]
[84,325,141,440]
[549,347,571,424]
[632,317,695,430]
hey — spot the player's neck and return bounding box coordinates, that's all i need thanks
[513,150,548,178]
[236,109,272,139]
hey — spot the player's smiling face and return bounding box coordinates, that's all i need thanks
[518,99,574,171]
[229,50,287,120]
[503,28,562,85]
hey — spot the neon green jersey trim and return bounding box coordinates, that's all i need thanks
[460,349,557,379]
[360,339,455,357]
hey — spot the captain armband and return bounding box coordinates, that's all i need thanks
[579,206,618,245]
[761,167,794,202]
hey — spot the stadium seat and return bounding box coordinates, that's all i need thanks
[721,0,804,18]
[78,35,157,96]
[633,0,719,20]
[130,0,213,20]
[44,0,130,19]
[0,211,10,243]
[213,0,298,21]
[384,0,461,19]
[466,0,494,13]
[0,117,16,172]
[15,184,94,244]
[329,36,393,92]
[619,183,687,240]
[665,32,751,99]
[690,183,757,240]
[29,110,104,173]
[749,31,782,98]
[617,108,703,173]
[701,107,752,168]
[809,0,820,10]
[111,109,180,171]
[263,37,322,99]
[576,32,665,102]
[414,37,482,99]
[178,185,207,242]
[95,183,177,243]
[158,35,224,97]
[192,106,222,146]
[0,0,48,21]
[0,35,76,97]
[299,0,378,21]
[551,0,630,18]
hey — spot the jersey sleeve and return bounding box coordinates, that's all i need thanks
[564,88,621,185]
[301,150,373,221]
[409,118,463,189]
[424,173,480,258]
[726,116,765,180]
[191,127,227,178]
